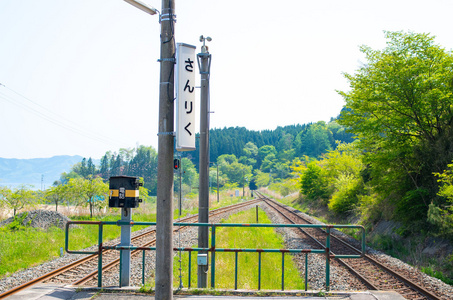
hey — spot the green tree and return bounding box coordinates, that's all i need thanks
[260,153,277,172]
[181,158,198,188]
[80,158,88,177]
[68,177,108,217]
[254,170,271,187]
[298,121,332,158]
[86,158,96,177]
[243,142,258,159]
[99,152,111,181]
[257,145,277,167]
[119,147,135,162]
[430,163,453,235]
[174,158,199,194]
[217,154,252,186]
[46,184,68,212]
[110,154,123,177]
[59,169,81,185]
[0,186,11,211]
[0,185,35,216]
[339,31,453,224]
[218,154,238,166]
[316,143,366,214]
[128,146,158,193]
[300,162,330,203]
[239,142,258,167]
[320,143,364,188]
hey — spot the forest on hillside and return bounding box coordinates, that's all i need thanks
[59,119,352,196]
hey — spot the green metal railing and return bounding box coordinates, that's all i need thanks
[65,221,366,290]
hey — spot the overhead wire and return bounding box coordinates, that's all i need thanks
[0,84,122,147]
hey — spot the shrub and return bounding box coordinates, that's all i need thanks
[328,175,361,214]
[299,162,330,203]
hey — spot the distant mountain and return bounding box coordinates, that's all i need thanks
[0,155,83,189]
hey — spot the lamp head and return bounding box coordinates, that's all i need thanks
[124,0,158,15]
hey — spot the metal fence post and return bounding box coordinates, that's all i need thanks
[326,226,331,291]
[119,251,123,287]
[258,251,262,290]
[142,250,146,286]
[188,251,192,289]
[234,251,238,290]
[281,252,285,291]
[211,225,216,288]
[305,253,308,291]
[98,223,103,288]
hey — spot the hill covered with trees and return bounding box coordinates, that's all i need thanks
[60,120,352,196]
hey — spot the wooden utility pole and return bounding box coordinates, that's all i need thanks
[155,0,176,299]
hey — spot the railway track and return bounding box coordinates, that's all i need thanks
[256,191,445,300]
[0,198,263,299]
[2,192,450,299]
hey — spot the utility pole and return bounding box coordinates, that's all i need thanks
[155,0,176,299]
[217,164,219,202]
[197,35,212,288]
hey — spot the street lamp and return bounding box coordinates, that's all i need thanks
[124,0,159,15]
[197,35,212,288]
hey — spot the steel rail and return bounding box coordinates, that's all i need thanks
[72,198,263,285]
[257,192,441,300]
[261,196,378,290]
[0,198,262,299]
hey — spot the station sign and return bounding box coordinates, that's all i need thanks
[175,43,196,151]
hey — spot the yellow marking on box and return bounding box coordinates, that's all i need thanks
[109,189,139,197]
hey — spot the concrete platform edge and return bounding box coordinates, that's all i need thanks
[70,286,405,299]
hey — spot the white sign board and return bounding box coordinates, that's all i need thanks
[176,43,196,151]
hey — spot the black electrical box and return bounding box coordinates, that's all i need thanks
[109,176,143,208]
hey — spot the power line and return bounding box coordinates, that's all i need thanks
[0,84,122,147]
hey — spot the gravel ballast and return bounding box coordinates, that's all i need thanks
[0,209,71,230]
[1,202,453,298]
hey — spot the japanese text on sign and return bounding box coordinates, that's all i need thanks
[176,43,196,151]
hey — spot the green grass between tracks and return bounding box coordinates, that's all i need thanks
[170,207,305,290]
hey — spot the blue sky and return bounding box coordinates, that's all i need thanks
[1,0,453,159]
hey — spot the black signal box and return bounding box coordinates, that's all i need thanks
[109,176,143,208]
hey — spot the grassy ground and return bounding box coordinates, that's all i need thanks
[0,190,251,279]
[0,211,157,278]
[170,207,305,291]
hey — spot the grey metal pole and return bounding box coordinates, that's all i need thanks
[155,0,176,299]
[120,207,132,287]
[179,157,182,215]
[197,38,211,288]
